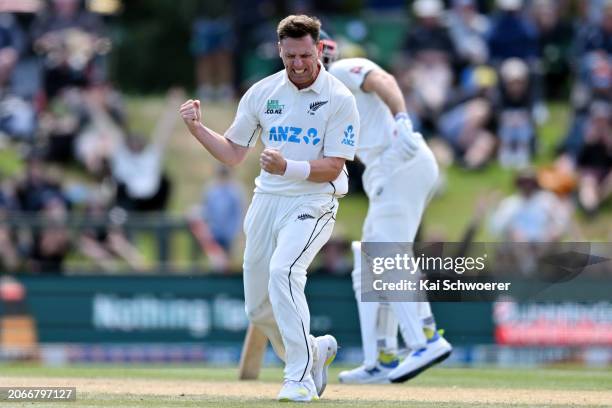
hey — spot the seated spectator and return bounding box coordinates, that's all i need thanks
[111,89,182,213]
[0,183,19,271]
[438,65,497,169]
[397,0,457,131]
[495,58,536,169]
[488,169,570,242]
[574,0,612,57]
[0,12,36,142]
[200,165,244,254]
[31,0,109,99]
[188,165,244,272]
[15,153,65,212]
[487,0,539,64]
[37,86,85,163]
[447,0,490,66]
[530,0,574,99]
[488,0,549,123]
[77,196,147,272]
[561,51,611,158]
[575,102,612,215]
[26,191,71,274]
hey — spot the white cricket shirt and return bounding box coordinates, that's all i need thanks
[328,58,395,168]
[225,63,359,196]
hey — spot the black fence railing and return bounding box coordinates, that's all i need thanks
[1,212,224,274]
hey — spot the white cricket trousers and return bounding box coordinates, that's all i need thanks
[353,138,439,367]
[242,192,338,382]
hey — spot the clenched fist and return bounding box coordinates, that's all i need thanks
[179,99,202,133]
[260,148,287,175]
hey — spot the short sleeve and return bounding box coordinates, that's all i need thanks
[323,92,360,160]
[329,59,380,92]
[225,86,261,148]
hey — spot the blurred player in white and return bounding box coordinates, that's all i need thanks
[322,32,452,384]
[180,16,359,402]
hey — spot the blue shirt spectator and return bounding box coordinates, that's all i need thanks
[487,2,539,62]
[201,166,244,253]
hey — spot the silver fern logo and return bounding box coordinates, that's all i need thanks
[307,100,328,115]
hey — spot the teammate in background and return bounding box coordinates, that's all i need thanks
[180,16,359,402]
[322,32,452,384]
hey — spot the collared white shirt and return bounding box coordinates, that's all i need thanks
[225,63,359,196]
[329,58,396,168]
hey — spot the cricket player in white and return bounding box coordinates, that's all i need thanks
[322,34,452,384]
[180,16,359,402]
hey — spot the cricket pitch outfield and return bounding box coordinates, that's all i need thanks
[1,365,611,407]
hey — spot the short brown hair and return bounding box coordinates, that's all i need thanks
[277,15,321,43]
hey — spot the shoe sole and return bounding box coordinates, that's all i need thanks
[318,336,337,397]
[278,396,319,402]
[389,349,452,383]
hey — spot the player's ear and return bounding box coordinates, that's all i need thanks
[277,42,282,58]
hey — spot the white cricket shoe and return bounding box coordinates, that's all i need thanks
[338,363,395,384]
[388,332,452,383]
[277,378,318,402]
[310,334,338,396]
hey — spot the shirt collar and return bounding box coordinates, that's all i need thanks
[282,61,326,94]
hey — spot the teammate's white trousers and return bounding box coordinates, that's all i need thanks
[242,193,338,382]
[353,138,439,367]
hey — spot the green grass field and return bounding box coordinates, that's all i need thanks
[2,364,612,407]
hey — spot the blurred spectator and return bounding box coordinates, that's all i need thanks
[187,165,244,273]
[530,0,574,99]
[561,52,611,158]
[575,102,612,215]
[37,86,84,163]
[487,0,539,63]
[15,153,65,212]
[200,165,244,254]
[312,238,352,276]
[0,12,36,142]
[111,89,182,213]
[191,2,234,102]
[398,0,457,132]
[26,192,71,274]
[447,0,490,66]
[77,196,147,272]
[496,58,536,169]
[75,85,125,175]
[0,182,19,271]
[583,0,609,25]
[574,0,612,57]
[0,13,23,87]
[438,65,497,168]
[488,169,571,242]
[31,0,109,99]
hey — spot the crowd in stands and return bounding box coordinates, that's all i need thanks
[0,0,610,274]
[0,0,179,274]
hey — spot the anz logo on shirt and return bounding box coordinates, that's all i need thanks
[341,125,355,146]
[268,126,321,145]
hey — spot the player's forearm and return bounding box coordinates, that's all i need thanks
[365,70,407,116]
[189,122,246,166]
[377,79,407,117]
[306,157,345,183]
